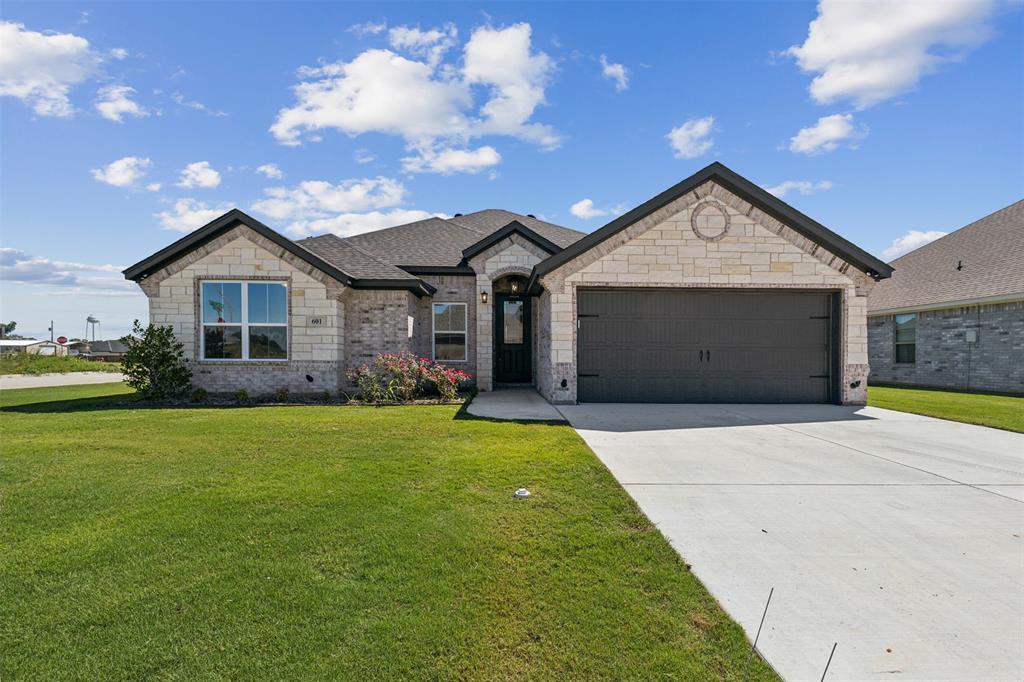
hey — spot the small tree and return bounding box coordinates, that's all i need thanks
[121,320,192,399]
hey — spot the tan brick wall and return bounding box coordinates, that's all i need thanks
[537,180,875,405]
[342,288,418,373]
[140,225,345,395]
[467,236,551,390]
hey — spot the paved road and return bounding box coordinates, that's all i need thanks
[0,372,125,390]
[560,403,1024,682]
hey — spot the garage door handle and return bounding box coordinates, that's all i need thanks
[699,349,704,362]
[706,349,711,363]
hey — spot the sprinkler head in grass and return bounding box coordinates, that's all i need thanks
[513,488,531,499]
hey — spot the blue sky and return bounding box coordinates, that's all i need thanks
[2,1,1022,340]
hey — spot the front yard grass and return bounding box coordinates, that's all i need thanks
[0,353,122,375]
[868,385,1024,433]
[0,384,775,681]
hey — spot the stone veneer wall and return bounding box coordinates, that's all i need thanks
[868,300,1024,395]
[140,225,345,394]
[467,236,551,391]
[536,180,875,405]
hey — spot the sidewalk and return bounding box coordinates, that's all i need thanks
[0,372,126,390]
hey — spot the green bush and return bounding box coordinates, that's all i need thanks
[234,389,250,405]
[120,321,192,400]
[274,387,290,402]
[345,353,471,403]
[190,387,208,403]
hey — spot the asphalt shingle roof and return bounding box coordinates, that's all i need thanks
[297,235,420,280]
[867,199,1024,313]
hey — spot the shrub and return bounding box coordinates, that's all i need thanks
[190,387,208,403]
[346,353,471,403]
[274,387,290,403]
[120,320,192,400]
[234,389,250,404]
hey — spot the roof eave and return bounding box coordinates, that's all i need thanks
[461,220,562,262]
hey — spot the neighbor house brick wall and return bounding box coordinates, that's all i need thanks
[139,225,345,394]
[537,180,875,405]
[467,236,551,390]
[868,300,1024,395]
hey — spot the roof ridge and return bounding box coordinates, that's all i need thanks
[890,199,1024,264]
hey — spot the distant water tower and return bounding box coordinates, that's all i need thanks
[85,315,101,341]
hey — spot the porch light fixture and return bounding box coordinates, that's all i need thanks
[481,291,488,304]
[510,281,519,294]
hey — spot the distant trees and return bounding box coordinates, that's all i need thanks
[1,321,16,338]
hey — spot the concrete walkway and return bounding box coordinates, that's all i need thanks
[0,372,125,390]
[466,386,565,421]
[560,403,1024,682]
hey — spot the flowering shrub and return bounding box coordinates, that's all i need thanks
[345,353,471,403]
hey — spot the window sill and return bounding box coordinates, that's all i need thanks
[197,359,289,365]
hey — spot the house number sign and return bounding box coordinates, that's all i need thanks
[310,316,329,326]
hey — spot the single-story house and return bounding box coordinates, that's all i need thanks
[124,162,892,404]
[69,339,129,361]
[0,339,68,356]
[867,200,1023,395]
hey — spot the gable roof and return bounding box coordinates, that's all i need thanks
[867,199,1024,314]
[450,209,585,249]
[531,162,893,285]
[122,209,434,296]
[461,220,562,261]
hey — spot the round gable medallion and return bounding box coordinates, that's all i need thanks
[691,201,730,242]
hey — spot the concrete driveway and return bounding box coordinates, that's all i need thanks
[0,372,125,390]
[559,403,1024,681]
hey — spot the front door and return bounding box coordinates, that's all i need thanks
[494,294,531,382]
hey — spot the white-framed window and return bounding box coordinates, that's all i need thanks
[432,302,467,362]
[200,281,288,361]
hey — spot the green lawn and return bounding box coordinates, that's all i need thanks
[0,384,774,681]
[869,385,1024,433]
[0,353,122,375]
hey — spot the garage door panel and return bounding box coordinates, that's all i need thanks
[577,289,834,403]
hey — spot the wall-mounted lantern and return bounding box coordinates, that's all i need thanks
[480,291,488,305]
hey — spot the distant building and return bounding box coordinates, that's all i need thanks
[0,339,69,356]
[69,339,128,361]
[867,200,1023,395]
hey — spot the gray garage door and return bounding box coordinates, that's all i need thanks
[577,289,836,403]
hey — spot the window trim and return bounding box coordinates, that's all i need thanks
[893,312,917,364]
[432,302,468,363]
[200,280,289,362]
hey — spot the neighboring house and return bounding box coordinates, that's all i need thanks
[867,200,1024,395]
[0,339,68,356]
[124,162,891,404]
[70,339,128,361]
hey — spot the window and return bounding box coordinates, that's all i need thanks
[201,281,288,360]
[894,313,916,363]
[503,300,524,344]
[433,303,467,362]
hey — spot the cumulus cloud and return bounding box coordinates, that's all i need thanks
[786,0,997,109]
[599,54,629,91]
[882,229,948,260]
[763,179,834,198]
[0,21,101,117]
[94,84,148,122]
[0,247,135,294]
[156,198,232,232]
[789,113,866,154]
[569,198,626,220]
[256,163,283,179]
[176,161,221,188]
[667,115,715,159]
[250,176,446,237]
[270,22,558,170]
[348,21,387,37]
[109,47,129,60]
[91,156,153,188]
[401,145,500,175]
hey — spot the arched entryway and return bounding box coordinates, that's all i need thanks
[492,274,531,383]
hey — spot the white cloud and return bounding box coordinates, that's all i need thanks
[90,156,152,187]
[354,148,376,164]
[156,198,232,232]
[388,23,457,66]
[667,115,715,159]
[270,22,559,154]
[172,92,227,117]
[789,113,867,154]
[145,182,161,192]
[570,199,607,220]
[348,21,387,37]
[256,163,283,179]
[786,0,996,109]
[110,47,129,60]
[176,161,221,188]
[763,179,834,198]
[599,54,629,91]
[882,229,948,260]
[401,145,500,175]
[0,247,134,294]
[250,177,446,237]
[0,21,101,117]
[94,84,148,122]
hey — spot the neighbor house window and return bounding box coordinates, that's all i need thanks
[894,313,916,363]
[201,281,288,360]
[433,303,467,362]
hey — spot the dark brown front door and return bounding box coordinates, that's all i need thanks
[494,294,531,382]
